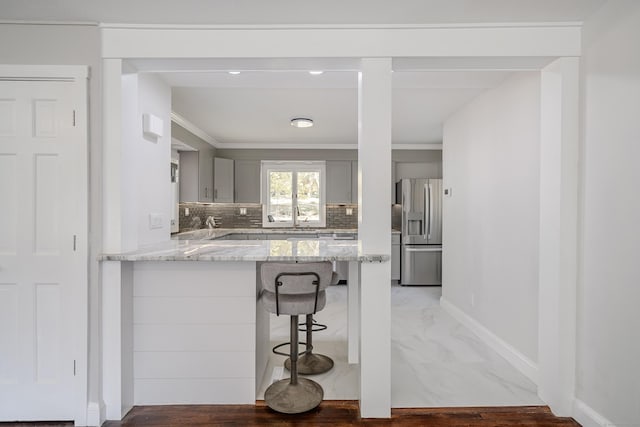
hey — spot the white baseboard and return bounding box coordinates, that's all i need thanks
[573,398,616,427]
[440,297,539,384]
[86,401,105,427]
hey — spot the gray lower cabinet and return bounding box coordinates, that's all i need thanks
[234,159,261,203]
[326,160,352,203]
[179,149,214,202]
[391,233,401,281]
[213,157,234,202]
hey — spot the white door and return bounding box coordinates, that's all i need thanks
[0,80,84,421]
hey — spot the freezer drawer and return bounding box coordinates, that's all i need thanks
[400,245,442,285]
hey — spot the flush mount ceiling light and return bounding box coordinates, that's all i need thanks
[309,70,324,75]
[228,71,241,75]
[290,118,314,128]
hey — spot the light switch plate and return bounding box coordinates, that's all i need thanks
[149,213,163,229]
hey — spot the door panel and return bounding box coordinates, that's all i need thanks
[400,245,442,285]
[0,80,81,421]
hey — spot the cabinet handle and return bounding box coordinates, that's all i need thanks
[214,188,218,200]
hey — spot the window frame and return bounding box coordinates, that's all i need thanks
[261,160,326,228]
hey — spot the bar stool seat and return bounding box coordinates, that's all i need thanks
[259,261,334,414]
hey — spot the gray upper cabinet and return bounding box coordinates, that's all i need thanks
[179,149,214,202]
[234,160,261,203]
[213,157,235,202]
[326,160,352,203]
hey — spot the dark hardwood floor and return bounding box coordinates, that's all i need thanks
[1,401,581,427]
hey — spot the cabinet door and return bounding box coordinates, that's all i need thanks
[199,149,214,202]
[214,157,234,202]
[179,151,199,202]
[234,160,261,203]
[326,160,352,203]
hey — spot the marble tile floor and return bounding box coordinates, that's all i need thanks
[257,285,543,408]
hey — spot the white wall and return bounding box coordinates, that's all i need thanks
[575,1,640,425]
[0,23,102,423]
[122,73,172,247]
[442,72,541,363]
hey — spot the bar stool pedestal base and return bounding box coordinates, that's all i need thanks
[264,378,323,414]
[285,353,334,375]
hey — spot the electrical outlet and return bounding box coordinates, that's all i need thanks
[346,208,353,216]
[239,207,247,216]
[185,207,190,216]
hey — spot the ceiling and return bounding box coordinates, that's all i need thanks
[1,0,606,25]
[164,70,513,148]
[2,0,607,149]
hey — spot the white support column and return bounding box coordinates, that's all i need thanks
[102,58,124,253]
[101,58,134,422]
[538,57,579,416]
[357,58,392,418]
[347,261,360,364]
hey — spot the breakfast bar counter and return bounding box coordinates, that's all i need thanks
[101,235,385,263]
[101,230,387,420]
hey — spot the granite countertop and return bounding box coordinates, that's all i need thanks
[174,228,358,240]
[101,228,388,262]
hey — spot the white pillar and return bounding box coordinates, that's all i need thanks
[347,261,360,364]
[102,58,123,253]
[357,58,392,418]
[101,58,134,421]
[538,57,579,416]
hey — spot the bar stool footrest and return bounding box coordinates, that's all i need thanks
[272,341,312,358]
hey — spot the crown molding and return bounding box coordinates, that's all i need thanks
[170,112,219,148]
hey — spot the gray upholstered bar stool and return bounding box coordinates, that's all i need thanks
[283,270,339,375]
[259,261,334,414]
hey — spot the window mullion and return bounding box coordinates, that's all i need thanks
[292,170,298,226]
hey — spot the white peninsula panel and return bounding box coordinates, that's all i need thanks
[130,261,266,404]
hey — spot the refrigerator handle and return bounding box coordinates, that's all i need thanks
[423,184,428,239]
[428,183,433,240]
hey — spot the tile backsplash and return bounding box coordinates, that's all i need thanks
[326,204,358,229]
[179,203,262,231]
[178,202,358,232]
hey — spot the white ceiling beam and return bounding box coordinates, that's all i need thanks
[102,25,581,59]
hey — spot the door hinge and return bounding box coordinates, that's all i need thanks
[73,235,77,251]
[72,110,76,126]
[73,360,76,376]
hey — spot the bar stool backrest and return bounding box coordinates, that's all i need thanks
[261,262,334,295]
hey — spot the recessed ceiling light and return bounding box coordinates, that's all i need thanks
[290,118,314,128]
[228,71,241,75]
[309,71,324,75]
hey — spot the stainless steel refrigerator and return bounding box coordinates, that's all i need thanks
[396,178,442,285]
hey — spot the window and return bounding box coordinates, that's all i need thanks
[261,161,326,227]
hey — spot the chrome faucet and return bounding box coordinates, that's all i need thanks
[190,216,201,229]
[205,216,216,229]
